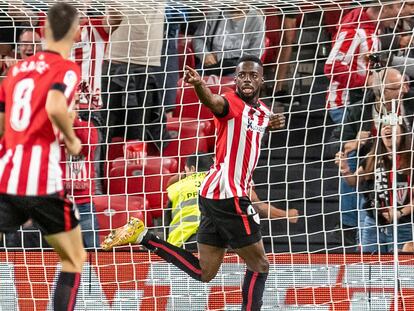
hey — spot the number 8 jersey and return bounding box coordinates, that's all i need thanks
[0,51,80,196]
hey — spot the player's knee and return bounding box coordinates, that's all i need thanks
[249,256,269,273]
[199,260,219,282]
[200,270,217,283]
[260,259,270,273]
[62,249,87,272]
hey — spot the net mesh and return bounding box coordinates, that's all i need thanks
[1,0,414,309]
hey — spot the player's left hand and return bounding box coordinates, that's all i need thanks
[287,209,299,223]
[268,113,285,131]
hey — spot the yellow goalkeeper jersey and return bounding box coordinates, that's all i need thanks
[166,172,206,247]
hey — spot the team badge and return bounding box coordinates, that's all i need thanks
[247,204,260,224]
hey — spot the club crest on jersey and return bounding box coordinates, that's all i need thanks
[396,182,408,205]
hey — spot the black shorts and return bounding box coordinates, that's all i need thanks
[197,195,262,249]
[0,193,79,235]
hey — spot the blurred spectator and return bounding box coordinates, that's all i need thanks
[2,28,42,74]
[378,2,414,78]
[336,121,413,253]
[273,8,299,104]
[0,0,36,60]
[74,4,123,109]
[324,1,402,124]
[403,240,414,252]
[35,2,123,109]
[327,68,409,250]
[101,2,169,148]
[165,153,299,251]
[60,84,100,249]
[192,5,264,76]
[158,4,186,117]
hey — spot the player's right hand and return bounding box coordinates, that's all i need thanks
[64,136,82,156]
[184,65,202,86]
[287,209,299,223]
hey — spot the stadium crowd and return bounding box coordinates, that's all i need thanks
[0,0,413,255]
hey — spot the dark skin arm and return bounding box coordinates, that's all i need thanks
[250,188,299,223]
[183,65,227,115]
[102,3,123,33]
[267,114,286,131]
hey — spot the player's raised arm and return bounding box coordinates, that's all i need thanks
[102,1,123,33]
[45,90,81,155]
[184,65,227,116]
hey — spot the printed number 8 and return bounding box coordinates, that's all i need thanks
[11,78,34,131]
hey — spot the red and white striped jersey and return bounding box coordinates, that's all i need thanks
[324,8,379,109]
[37,16,109,108]
[72,18,109,108]
[0,51,80,196]
[200,91,270,199]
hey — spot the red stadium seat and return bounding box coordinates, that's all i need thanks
[105,139,147,177]
[174,78,233,120]
[262,12,282,65]
[112,156,178,173]
[162,117,212,163]
[262,11,301,65]
[218,76,236,90]
[108,164,172,218]
[93,195,152,238]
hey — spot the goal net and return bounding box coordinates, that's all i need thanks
[1,0,414,310]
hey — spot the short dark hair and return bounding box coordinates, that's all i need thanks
[186,153,214,172]
[237,54,263,67]
[47,2,78,41]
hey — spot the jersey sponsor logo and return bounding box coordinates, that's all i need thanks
[247,118,266,133]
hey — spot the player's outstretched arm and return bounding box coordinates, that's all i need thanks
[250,188,299,223]
[46,90,81,155]
[184,65,227,116]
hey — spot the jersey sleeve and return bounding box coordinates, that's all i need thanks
[50,62,80,106]
[215,92,244,122]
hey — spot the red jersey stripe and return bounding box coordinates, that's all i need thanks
[200,91,270,199]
